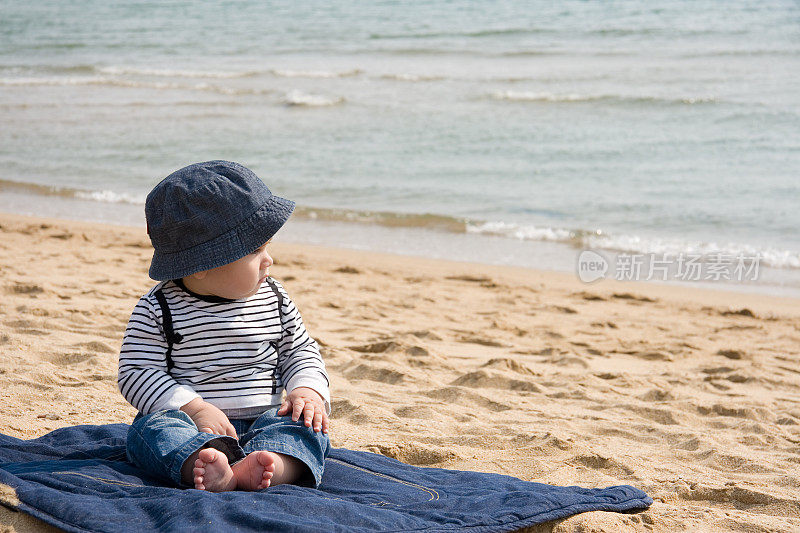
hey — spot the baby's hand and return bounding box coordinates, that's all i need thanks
[181,398,237,438]
[278,387,329,434]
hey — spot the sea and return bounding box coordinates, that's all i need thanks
[1,1,799,296]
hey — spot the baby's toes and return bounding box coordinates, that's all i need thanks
[256,462,274,489]
[258,473,272,489]
[192,465,206,489]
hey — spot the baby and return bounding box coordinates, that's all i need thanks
[118,160,330,492]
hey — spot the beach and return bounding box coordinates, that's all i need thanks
[1,211,798,532]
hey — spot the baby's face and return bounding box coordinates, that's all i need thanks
[195,241,273,300]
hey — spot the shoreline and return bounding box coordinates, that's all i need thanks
[2,211,800,531]
[1,189,799,299]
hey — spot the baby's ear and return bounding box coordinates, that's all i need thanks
[189,270,208,280]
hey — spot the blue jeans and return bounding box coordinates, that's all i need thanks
[126,407,329,489]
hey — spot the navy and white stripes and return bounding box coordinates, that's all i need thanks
[118,278,329,415]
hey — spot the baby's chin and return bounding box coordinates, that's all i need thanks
[244,278,268,298]
[217,284,262,300]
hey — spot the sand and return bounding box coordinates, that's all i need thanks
[0,211,799,532]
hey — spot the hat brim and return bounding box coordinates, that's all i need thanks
[148,194,295,281]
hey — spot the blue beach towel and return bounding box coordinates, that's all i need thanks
[0,424,651,532]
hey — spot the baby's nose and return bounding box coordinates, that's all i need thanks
[262,252,273,267]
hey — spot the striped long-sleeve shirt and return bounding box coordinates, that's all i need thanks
[117,277,329,415]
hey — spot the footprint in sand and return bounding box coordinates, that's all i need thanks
[631,351,674,362]
[545,355,589,368]
[445,274,492,283]
[7,283,44,296]
[423,387,511,412]
[451,370,541,392]
[637,388,676,402]
[716,349,746,360]
[612,292,656,303]
[619,404,681,426]
[72,341,116,353]
[677,482,790,509]
[4,319,49,336]
[571,453,635,477]
[334,266,360,274]
[46,352,97,366]
[457,335,510,348]
[696,404,771,421]
[349,340,430,358]
[405,330,443,341]
[572,291,606,301]
[48,231,74,240]
[366,442,458,466]
[720,308,757,318]
[480,357,538,376]
[393,405,441,420]
[552,305,578,314]
[330,399,385,425]
[342,363,405,385]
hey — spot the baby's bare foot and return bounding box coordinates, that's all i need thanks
[230,451,276,490]
[193,448,236,492]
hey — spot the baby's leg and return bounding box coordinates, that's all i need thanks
[127,410,244,488]
[231,451,305,487]
[238,408,331,488]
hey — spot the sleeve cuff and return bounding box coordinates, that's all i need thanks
[285,375,331,415]
[150,385,201,413]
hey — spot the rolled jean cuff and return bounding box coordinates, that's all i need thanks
[267,442,326,488]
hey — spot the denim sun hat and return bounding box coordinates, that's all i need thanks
[146,160,295,281]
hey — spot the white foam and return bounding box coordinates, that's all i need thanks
[0,75,272,96]
[75,190,145,205]
[283,90,344,107]
[466,221,575,241]
[490,90,593,102]
[379,73,446,82]
[271,69,362,79]
[0,76,111,86]
[98,66,252,79]
[587,233,800,269]
[490,90,718,105]
[467,220,800,269]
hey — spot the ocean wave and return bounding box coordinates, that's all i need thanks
[0,178,144,205]
[283,90,344,107]
[466,220,578,242]
[369,28,552,40]
[489,90,718,105]
[98,66,256,79]
[491,91,592,103]
[0,64,98,75]
[0,76,111,86]
[467,220,800,269]
[584,27,750,38]
[0,75,272,96]
[74,190,145,204]
[679,48,800,59]
[584,233,800,269]
[271,68,362,79]
[379,73,447,82]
